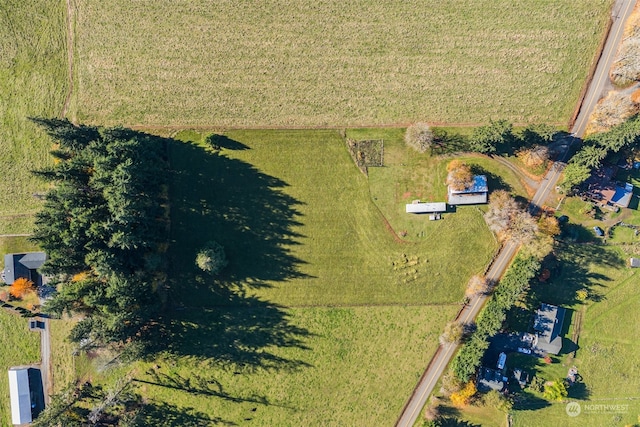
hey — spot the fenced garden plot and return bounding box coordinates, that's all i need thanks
[346,138,384,175]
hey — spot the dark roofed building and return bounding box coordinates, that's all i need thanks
[513,368,529,387]
[477,367,507,392]
[533,303,565,355]
[447,175,488,205]
[584,166,634,209]
[3,252,46,286]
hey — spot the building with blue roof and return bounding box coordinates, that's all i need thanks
[447,175,488,205]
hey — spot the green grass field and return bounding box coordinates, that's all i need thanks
[73,0,612,127]
[129,306,458,427]
[44,128,501,425]
[0,310,41,426]
[168,129,497,306]
[0,0,68,234]
[0,237,44,425]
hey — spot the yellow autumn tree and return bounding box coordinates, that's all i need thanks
[9,278,35,299]
[450,380,476,407]
[446,160,473,191]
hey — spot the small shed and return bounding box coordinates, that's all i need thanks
[8,368,32,425]
[630,258,640,268]
[405,202,447,214]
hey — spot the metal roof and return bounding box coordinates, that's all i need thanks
[533,303,565,355]
[405,202,447,214]
[449,175,488,195]
[8,368,32,425]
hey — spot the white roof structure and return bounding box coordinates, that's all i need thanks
[630,258,640,268]
[405,202,447,214]
[8,368,32,425]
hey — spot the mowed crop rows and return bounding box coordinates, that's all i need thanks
[74,0,612,128]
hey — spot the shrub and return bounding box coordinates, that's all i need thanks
[529,375,545,392]
[440,371,463,397]
[576,288,588,301]
[517,145,549,168]
[423,396,441,422]
[543,379,568,401]
[465,275,489,298]
[404,123,433,153]
[195,241,228,275]
[587,90,639,134]
[9,278,35,299]
[450,381,476,407]
[482,389,513,412]
[440,321,464,345]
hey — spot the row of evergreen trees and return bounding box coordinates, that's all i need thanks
[562,115,640,190]
[31,118,168,348]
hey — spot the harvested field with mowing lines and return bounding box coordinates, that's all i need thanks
[73,0,612,127]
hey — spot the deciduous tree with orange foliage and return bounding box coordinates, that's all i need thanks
[446,160,473,191]
[9,278,35,299]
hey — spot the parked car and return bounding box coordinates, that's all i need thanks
[29,320,45,330]
[593,226,604,237]
[517,347,532,354]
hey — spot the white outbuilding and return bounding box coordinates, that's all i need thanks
[8,367,32,425]
[405,201,447,214]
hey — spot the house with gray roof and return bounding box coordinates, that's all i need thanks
[533,303,565,355]
[447,175,488,205]
[3,252,46,286]
[477,367,507,392]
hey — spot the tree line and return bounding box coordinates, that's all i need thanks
[561,114,640,191]
[30,118,168,351]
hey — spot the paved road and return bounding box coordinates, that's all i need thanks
[395,241,518,427]
[572,0,636,137]
[395,3,635,425]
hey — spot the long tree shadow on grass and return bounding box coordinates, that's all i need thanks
[469,165,512,194]
[525,243,622,309]
[167,138,309,295]
[131,400,235,426]
[140,137,312,372]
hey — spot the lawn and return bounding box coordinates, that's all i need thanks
[73,0,612,127]
[364,128,528,243]
[511,245,640,426]
[0,310,41,426]
[0,0,68,234]
[168,129,497,306]
[443,244,640,426]
[41,127,502,425]
[0,236,45,425]
[126,305,458,427]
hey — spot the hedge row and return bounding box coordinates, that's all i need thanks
[451,254,541,382]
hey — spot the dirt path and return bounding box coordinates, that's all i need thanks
[61,0,75,119]
[491,156,541,195]
[0,234,32,238]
